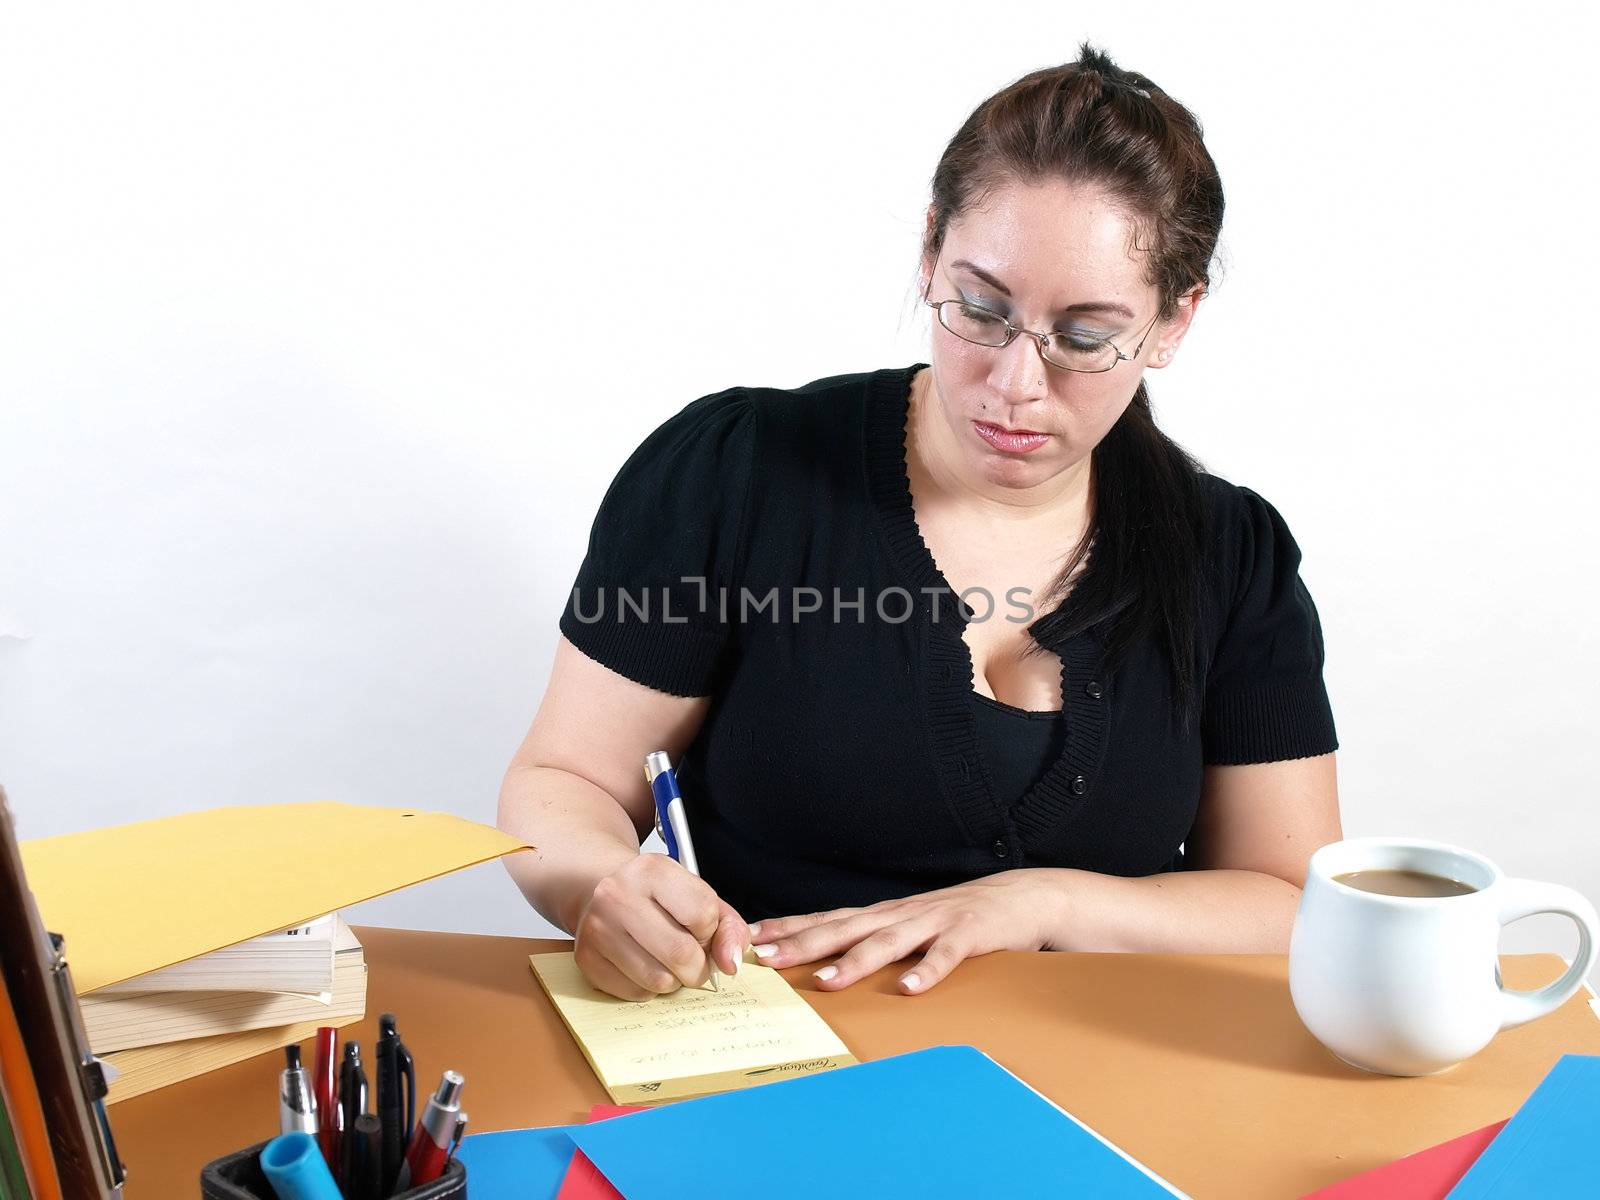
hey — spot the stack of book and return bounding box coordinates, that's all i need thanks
[83,913,366,1103]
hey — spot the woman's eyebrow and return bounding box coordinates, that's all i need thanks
[950,258,1135,321]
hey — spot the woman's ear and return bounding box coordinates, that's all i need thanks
[1148,283,1207,368]
[919,205,939,296]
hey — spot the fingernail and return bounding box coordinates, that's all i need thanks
[748,922,762,939]
[901,973,921,992]
[752,943,777,959]
[814,965,838,982]
[727,951,740,976]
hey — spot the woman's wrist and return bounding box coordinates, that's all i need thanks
[1009,865,1306,955]
[1005,867,1085,951]
[553,846,641,934]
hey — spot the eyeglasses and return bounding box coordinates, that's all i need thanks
[922,285,1163,374]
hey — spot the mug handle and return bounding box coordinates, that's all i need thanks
[1496,877,1600,1031]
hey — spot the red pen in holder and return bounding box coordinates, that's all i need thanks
[397,1070,466,1189]
[312,1026,338,1169]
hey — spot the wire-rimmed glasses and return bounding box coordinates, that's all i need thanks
[922,292,1163,374]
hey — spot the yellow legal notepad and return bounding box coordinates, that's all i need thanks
[529,951,856,1103]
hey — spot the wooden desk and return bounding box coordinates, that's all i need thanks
[110,927,1600,1198]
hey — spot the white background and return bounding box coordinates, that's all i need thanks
[2,3,1596,971]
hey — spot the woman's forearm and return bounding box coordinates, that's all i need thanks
[496,764,643,934]
[1029,867,1304,954]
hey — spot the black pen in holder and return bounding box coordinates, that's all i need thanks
[375,1012,416,1195]
[338,1040,367,1187]
[350,1113,382,1200]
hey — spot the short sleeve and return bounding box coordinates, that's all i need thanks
[558,388,757,697]
[1201,485,1339,765]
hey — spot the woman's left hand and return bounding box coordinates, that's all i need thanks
[747,871,1062,995]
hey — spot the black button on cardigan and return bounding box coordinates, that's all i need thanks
[558,364,1338,921]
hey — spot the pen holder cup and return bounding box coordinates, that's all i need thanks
[199,1139,467,1200]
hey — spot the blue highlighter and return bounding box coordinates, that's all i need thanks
[260,1131,341,1200]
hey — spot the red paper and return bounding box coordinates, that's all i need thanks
[588,1104,646,1121]
[554,1105,648,1200]
[1298,1121,1508,1199]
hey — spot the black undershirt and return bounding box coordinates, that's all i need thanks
[968,691,1068,813]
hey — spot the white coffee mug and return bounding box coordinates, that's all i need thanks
[1289,837,1599,1076]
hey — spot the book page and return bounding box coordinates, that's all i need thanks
[529,951,855,1101]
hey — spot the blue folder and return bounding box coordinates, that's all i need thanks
[567,1044,1182,1199]
[1446,1053,1600,1198]
[452,1122,581,1198]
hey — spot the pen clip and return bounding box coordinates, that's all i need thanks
[646,760,665,837]
[46,931,126,1190]
[445,1113,468,1164]
[646,754,682,863]
[398,1039,415,1139]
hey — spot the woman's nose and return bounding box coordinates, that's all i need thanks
[992,331,1050,401]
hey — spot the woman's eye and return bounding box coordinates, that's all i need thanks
[1055,332,1106,352]
[959,303,1005,324]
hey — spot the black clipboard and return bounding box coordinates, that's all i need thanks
[0,785,125,1199]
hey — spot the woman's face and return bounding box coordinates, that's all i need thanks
[918,177,1199,494]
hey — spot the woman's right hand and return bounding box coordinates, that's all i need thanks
[573,854,752,1001]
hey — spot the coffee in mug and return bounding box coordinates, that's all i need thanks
[1330,869,1477,898]
[1290,837,1599,1076]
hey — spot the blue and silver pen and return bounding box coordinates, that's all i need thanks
[645,750,717,991]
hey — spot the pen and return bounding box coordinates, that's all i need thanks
[396,1070,464,1189]
[646,750,719,991]
[374,1012,414,1196]
[338,1040,367,1188]
[313,1026,338,1170]
[278,1045,318,1135]
[350,1112,382,1200]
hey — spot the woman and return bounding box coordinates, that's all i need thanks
[499,44,1341,1002]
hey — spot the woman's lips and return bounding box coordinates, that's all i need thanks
[973,420,1050,454]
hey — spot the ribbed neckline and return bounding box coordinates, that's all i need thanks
[970,690,1063,721]
[863,363,1113,852]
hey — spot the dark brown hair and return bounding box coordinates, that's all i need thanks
[919,42,1225,730]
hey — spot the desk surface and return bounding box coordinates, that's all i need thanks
[110,927,1600,1199]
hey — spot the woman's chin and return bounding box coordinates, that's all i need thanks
[972,449,1055,488]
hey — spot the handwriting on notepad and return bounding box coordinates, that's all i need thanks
[528,950,856,1100]
[634,990,759,1026]
[625,988,795,1065]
